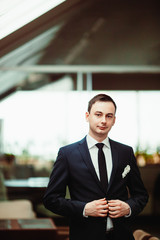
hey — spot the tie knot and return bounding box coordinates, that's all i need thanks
[96,143,104,150]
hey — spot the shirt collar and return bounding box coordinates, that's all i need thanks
[86,134,110,149]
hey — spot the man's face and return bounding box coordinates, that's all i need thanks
[86,101,116,140]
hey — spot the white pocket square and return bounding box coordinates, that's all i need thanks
[122,165,130,178]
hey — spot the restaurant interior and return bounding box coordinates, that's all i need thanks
[0,0,160,239]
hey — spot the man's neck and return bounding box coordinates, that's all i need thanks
[88,132,108,143]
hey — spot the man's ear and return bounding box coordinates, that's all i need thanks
[85,112,89,122]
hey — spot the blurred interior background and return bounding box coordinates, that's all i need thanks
[0,0,160,239]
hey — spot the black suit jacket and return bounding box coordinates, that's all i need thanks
[43,137,148,240]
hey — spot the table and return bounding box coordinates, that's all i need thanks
[0,218,57,240]
[4,177,49,207]
[4,177,49,188]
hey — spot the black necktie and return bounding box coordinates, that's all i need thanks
[96,143,108,192]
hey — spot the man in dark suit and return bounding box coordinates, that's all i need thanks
[43,94,148,240]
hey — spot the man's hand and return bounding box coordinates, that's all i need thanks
[108,200,130,218]
[85,198,108,217]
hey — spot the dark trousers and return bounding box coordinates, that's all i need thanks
[105,231,114,240]
[105,230,135,240]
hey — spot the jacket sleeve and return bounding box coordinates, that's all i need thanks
[125,147,149,218]
[43,147,86,218]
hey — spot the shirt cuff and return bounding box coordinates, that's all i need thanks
[83,205,88,218]
[125,206,131,217]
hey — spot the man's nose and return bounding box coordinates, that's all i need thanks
[101,116,106,123]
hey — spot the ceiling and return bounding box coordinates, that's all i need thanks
[0,0,160,99]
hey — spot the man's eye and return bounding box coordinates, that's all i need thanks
[96,114,101,116]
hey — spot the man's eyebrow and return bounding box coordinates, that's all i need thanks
[95,111,114,115]
[95,111,102,113]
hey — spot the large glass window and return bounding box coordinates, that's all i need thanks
[0,0,66,39]
[0,91,160,164]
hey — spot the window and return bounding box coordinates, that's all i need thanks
[0,0,66,39]
[0,91,159,163]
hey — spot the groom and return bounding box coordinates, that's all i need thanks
[43,94,148,240]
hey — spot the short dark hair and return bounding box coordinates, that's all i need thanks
[88,94,117,113]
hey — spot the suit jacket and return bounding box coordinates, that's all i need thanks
[43,137,148,240]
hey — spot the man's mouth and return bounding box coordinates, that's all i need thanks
[98,126,107,130]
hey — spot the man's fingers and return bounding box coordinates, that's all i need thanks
[109,213,120,218]
[108,206,120,211]
[97,198,107,204]
[85,198,109,217]
[108,199,130,218]
[98,209,108,217]
[95,199,108,207]
[96,203,108,211]
[108,200,119,206]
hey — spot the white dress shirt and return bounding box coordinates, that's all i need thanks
[85,134,114,231]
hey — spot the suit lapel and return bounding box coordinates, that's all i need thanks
[78,137,119,195]
[107,139,119,193]
[78,137,105,194]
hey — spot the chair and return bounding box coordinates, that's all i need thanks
[0,169,36,219]
[0,199,36,219]
[133,229,159,240]
[149,237,159,240]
